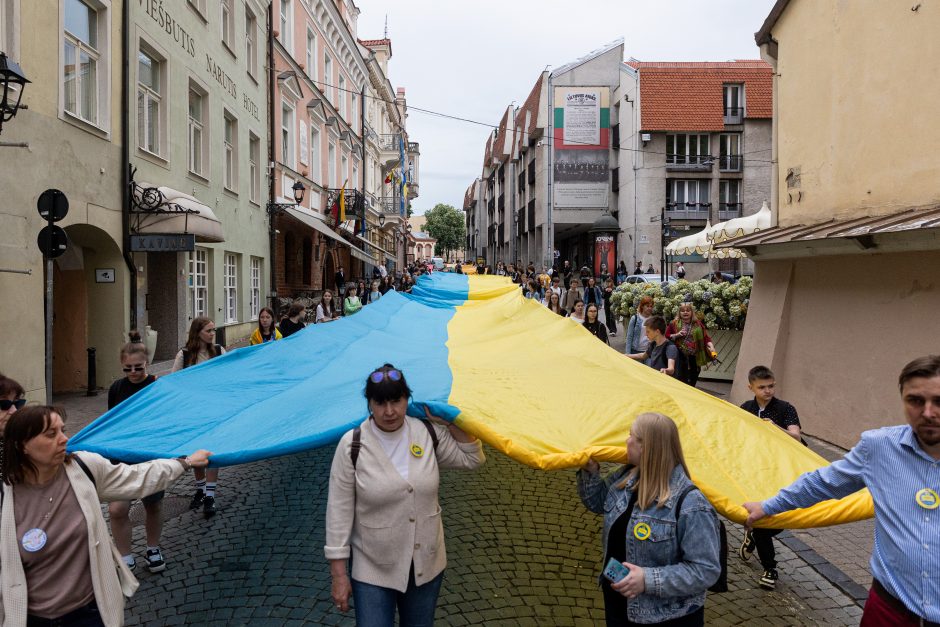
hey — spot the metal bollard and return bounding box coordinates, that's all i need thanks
[86,347,97,396]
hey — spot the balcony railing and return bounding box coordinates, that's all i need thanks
[407,142,419,153]
[378,197,404,216]
[378,134,402,152]
[665,202,711,220]
[666,154,713,172]
[718,203,742,220]
[723,107,744,124]
[719,155,743,171]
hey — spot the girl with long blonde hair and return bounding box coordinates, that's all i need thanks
[578,413,721,626]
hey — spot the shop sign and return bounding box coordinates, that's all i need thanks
[130,234,196,252]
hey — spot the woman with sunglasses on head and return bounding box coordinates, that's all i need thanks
[0,374,26,434]
[106,332,168,574]
[1,405,211,626]
[172,317,226,517]
[249,307,282,345]
[326,364,485,625]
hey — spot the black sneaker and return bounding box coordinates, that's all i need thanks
[145,548,166,573]
[759,568,778,590]
[189,489,205,510]
[739,530,756,561]
[202,495,217,517]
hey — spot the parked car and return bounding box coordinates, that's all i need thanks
[623,274,678,285]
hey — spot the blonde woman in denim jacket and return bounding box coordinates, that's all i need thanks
[578,413,721,626]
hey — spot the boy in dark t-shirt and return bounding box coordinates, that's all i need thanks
[738,365,804,591]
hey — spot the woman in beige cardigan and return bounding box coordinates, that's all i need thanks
[325,364,485,625]
[1,406,211,626]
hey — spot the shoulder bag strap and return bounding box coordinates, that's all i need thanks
[420,419,439,452]
[72,454,97,486]
[350,427,362,469]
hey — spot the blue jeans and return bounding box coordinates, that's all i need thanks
[352,565,444,627]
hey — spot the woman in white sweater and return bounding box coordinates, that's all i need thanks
[0,405,211,626]
[325,364,485,624]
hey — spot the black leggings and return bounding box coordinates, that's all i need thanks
[677,353,701,387]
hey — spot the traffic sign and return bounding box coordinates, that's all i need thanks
[38,225,70,258]
[37,189,69,222]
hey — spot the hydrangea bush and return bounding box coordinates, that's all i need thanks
[610,277,752,330]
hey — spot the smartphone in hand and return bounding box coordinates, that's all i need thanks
[603,557,630,583]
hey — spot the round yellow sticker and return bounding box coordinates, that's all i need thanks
[915,488,939,510]
[410,443,424,458]
[633,522,652,541]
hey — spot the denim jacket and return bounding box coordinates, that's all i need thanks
[577,464,721,624]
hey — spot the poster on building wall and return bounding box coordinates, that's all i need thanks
[553,86,610,208]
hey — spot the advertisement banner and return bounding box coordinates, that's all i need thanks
[553,87,610,208]
[594,234,616,278]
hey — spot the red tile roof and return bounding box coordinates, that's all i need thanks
[515,73,545,146]
[463,182,476,210]
[627,60,773,132]
[358,38,392,56]
[493,108,512,164]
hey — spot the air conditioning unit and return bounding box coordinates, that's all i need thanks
[641,133,652,142]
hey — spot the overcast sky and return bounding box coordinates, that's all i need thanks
[354,0,777,215]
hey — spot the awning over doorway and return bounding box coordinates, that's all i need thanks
[136,184,225,243]
[284,206,373,264]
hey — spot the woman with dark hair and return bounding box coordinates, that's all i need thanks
[249,307,282,345]
[278,302,306,338]
[546,291,567,317]
[578,413,721,626]
[0,373,26,434]
[584,303,609,345]
[316,291,340,323]
[1,406,211,626]
[326,364,485,625]
[106,331,168,573]
[172,317,226,517]
[379,276,394,295]
[568,300,586,324]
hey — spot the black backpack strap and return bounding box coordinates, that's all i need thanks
[420,419,439,453]
[350,427,362,469]
[72,455,97,487]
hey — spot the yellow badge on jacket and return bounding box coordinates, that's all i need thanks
[633,522,651,541]
[410,443,424,458]
[915,488,939,510]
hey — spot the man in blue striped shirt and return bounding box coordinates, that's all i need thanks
[743,355,940,626]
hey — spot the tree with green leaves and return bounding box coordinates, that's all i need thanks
[423,203,465,261]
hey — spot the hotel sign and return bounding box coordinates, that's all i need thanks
[130,234,196,252]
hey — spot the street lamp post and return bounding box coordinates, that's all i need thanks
[266,181,306,309]
[0,52,31,136]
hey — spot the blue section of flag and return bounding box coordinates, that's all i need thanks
[66,276,471,466]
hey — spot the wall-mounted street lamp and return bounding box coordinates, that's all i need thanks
[266,181,306,308]
[379,214,386,227]
[0,52,30,136]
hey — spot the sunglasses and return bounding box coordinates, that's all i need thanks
[122,366,146,373]
[0,399,26,411]
[369,369,402,383]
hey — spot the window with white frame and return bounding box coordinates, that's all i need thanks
[666,179,710,211]
[719,133,742,171]
[281,101,295,168]
[250,257,262,319]
[279,0,292,51]
[189,248,208,318]
[666,134,710,165]
[223,111,237,191]
[187,0,207,18]
[245,8,257,79]
[63,0,102,125]
[341,154,348,185]
[136,47,161,155]
[249,132,260,203]
[352,163,358,189]
[310,125,321,183]
[305,27,316,81]
[351,93,358,132]
[188,85,207,176]
[337,75,346,119]
[299,120,308,166]
[328,141,336,187]
[0,0,18,57]
[719,180,741,212]
[323,53,332,102]
[223,253,238,323]
[724,84,744,119]
[220,0,234,50]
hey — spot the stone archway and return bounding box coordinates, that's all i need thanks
[322,247,336,295]
[54,224,127,392]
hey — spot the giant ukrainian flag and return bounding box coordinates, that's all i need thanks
[68,274,873,529]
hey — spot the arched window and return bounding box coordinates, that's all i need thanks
[302,237,313,285]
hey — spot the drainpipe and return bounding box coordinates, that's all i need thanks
[267,3,277,309]
[121,0,137,330]
[545,72,553,269]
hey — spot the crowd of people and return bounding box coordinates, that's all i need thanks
[0,258,936,626]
